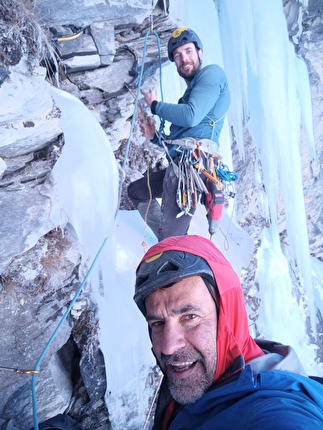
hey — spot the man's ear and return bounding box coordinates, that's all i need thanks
[198,49,203,61]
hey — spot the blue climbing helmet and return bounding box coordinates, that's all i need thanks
[167,27,203,62]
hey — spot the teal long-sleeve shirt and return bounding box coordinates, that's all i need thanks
[154,64,230,147]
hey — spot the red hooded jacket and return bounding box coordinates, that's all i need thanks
[139,235,264,429]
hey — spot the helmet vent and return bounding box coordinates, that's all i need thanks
[158,261,180,274]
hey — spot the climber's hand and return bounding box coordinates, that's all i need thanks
[139,115,156,140]
[141,88,157,108]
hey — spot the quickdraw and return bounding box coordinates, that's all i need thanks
[176,151,199,218]
[168,140,239,216]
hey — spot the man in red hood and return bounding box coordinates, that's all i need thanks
[134,235,323,429]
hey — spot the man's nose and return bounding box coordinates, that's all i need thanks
[181,53,189,63]
[161,322,186,356]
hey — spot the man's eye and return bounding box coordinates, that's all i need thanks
[150,321,164,328]
[183,314,198,321]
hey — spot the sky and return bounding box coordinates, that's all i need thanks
[51,1,323,429]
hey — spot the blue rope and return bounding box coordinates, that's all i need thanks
[216,165,239,182]
[31,236,108,430]
[119,28,164,199]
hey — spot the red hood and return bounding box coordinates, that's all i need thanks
[140,235,264,382]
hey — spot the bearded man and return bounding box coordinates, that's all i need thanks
[128,28,230,240]
[134,235,323,429]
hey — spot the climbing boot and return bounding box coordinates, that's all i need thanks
[206,212,220,236]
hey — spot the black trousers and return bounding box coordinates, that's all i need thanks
[128,169,165,207]
[127,165,198,241]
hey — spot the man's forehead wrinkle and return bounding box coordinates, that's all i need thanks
[146,304,201,321]
[174,43,195,53]
[175,304,200,314]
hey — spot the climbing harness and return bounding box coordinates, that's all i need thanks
[161,139,238,225]
[164,137,222,156]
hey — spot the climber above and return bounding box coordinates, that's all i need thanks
[128,27,231,241]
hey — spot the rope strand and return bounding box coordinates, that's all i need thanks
[119,28,164,207]
[141,374,164,430]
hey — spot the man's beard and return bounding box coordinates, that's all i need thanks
[161,346,215,405]
[178,59,202,81]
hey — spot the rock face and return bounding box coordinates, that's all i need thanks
[0,65,62,273]
[0,0,322,429]
[34,0,158,27]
